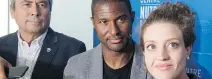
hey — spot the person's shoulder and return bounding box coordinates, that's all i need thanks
[64,48,96,74]
[68,48,95,63]
[0,32,17,44]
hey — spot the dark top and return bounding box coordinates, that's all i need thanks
[103,55,134,79]
[187,73,198,79]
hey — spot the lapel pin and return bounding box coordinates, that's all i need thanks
[47,48,52,52]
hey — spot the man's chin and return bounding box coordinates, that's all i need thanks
[108,44,125,52]
[24,29,42,34]
[25,27,47,33]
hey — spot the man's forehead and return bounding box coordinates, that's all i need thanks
[17,0,49,3]
[94,2,129,15]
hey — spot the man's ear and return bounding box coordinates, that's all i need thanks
[131,11,135,22]
[90,17,95,28]
[10,8,15,19]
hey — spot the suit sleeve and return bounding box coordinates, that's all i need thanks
[76,42,86,54]
[63,56,77,79]
[63,41,86,79]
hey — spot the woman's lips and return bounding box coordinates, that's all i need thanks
[155,64,173,71]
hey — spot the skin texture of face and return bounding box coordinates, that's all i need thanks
[91,2,134,52]
[142,22,192,79]
[10,0,51,34]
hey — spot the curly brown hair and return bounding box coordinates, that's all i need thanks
[140,2,196,51]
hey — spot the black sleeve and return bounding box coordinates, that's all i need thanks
[76,42,86,54]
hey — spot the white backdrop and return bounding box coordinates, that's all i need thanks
[0,0,9,36]
[7,0,93,50]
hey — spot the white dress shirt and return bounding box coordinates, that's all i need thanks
[16,30,48,79]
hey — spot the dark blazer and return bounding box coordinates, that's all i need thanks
[0,28,86,79]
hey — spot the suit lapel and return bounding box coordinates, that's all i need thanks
[130,44,148,79]
[32,28,59,77]
[88,44,148,79]
[89,44,103,79]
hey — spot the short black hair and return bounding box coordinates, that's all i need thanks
[91,0,132,17]
[141,2,196,50]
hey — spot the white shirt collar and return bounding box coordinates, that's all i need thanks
[17,30,48,46]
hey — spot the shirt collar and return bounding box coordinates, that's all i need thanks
[17,30,48,46]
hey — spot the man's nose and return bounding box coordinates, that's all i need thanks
[109,21,120,36]
[30,4,40,17]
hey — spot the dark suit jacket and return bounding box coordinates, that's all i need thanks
[0,28,86,79]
